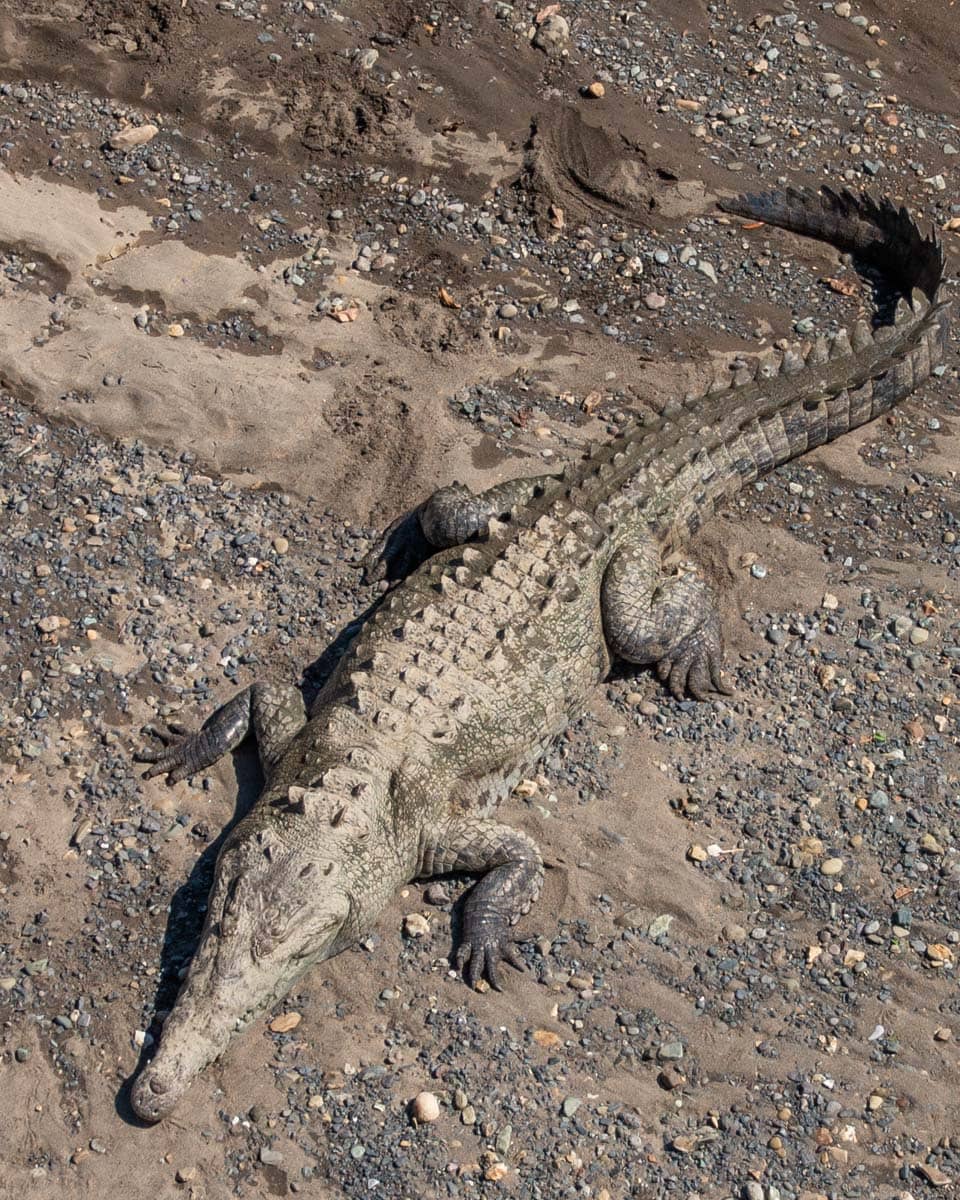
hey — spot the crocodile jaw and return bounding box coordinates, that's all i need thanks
[130,920,344,1122]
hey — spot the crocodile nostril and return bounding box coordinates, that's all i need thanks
[148,1076,169,1095]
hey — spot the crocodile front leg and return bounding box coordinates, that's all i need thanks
[363,473,561,584]
[136,682,307,783]
[602,540,733,701]
[420,818,544,990]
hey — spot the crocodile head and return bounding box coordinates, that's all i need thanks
[130,782,372,1121]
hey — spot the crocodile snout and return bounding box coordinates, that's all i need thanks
[131,1063,185,1123]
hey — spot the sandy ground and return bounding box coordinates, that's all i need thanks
[0,1,959,1197]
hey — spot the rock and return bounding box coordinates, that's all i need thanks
[411,1091,440,1122]
[644,291,667,310]
[532,14,569,52]
[259,1146,284,1166]
[820,857,844,876]
[585,82,605,99]
[424,882,450,905]
[657,1041,684,1060]
[687,844,709,863]
[647,913,674,939]
[109,123,160,150]
[268,1011,301,1033]
[562,1096,582,1117]
[916,1164,952,1187]
[403,912,430,938]
[272,536,289,554]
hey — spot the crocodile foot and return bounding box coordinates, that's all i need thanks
[654,611,733,701]
[456,924,526,991]
[361,506,433,586]
[135,721,207,785]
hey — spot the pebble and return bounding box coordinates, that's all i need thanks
[411,1092,440,1122]
[532,14,569,52]
[561,1096,582,1117]
[108,123,159,150]
[820,858,844,876]
[643,292,667,310]
[403,912,430,938]
[647,913,674,939]
[268,1012,301,1033]
[916,1165,952,1187]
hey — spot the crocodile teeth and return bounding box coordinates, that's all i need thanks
[829,329,852,357]
[911,287,928,315]
[780,349,805,373]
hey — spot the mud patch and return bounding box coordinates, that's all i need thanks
[525,107,715,234]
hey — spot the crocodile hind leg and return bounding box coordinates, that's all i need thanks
[136,682,307,784]
[419,817,544,990]
[363,473,561,585]
[602,540,733,701]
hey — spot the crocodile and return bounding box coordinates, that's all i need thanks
[130,187,949,1121]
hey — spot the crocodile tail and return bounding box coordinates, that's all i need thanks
[719,185,946,305]
[717,184,948,424]
[639,189,952,548]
